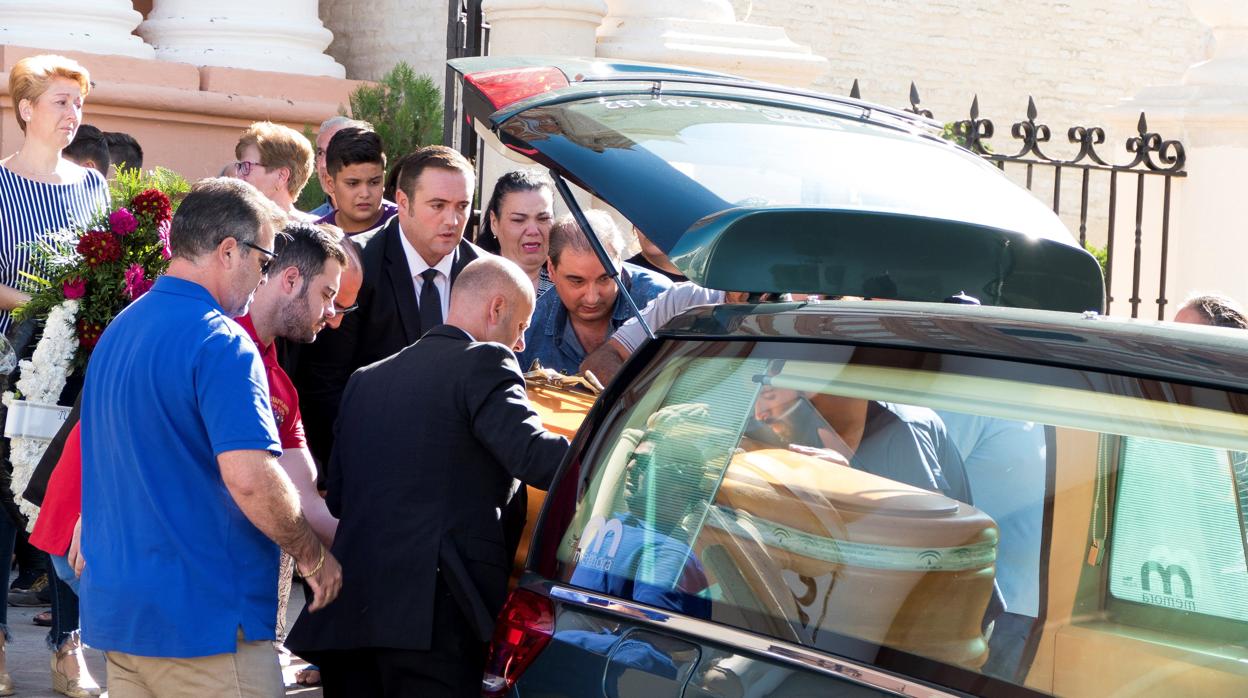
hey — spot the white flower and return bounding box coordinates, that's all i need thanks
[9,299,79,530]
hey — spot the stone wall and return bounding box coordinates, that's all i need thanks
[739,0,1208,312]
[740,1,1206,122]
[319,0,450,83]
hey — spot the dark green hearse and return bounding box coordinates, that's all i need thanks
[453,57,1248,698]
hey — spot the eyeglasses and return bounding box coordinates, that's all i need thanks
[333,301,359,316]
[241,241,278,274]
[234,160,266,177]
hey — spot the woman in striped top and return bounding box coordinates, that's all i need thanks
[0,54,107,698]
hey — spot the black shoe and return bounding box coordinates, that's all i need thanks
[10,570,46,593]
[9,574,50,607]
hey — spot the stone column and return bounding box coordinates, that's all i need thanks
[479,0,610,215]
[596,0,828,88]
[138,0,344,77]
[1107,0,1246,317]
[484,0,607,57]
[0,0,153,58]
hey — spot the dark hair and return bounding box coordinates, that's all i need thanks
[325,127,385,177]
[1181,294,1248,329]
[169,178,285,260]
[63,124,110,175]
[273,222,349,293]
[393,145,473,202]
[103,131,142,171]
[548,211,623,267]
[477,169,554,253]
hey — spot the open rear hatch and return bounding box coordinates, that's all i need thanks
[451,57,1105,313]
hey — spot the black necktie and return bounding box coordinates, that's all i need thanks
[419,268,442,331]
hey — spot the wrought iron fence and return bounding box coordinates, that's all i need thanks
[443,0,489,156]
[854,80,1186,319]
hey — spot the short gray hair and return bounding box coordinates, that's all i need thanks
[548,210,624,267]
[319,115,373,135]
[170,178,286,260]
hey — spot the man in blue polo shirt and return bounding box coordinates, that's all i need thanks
[80,178,342,697]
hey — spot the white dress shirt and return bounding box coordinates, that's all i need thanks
[398,229,456,322]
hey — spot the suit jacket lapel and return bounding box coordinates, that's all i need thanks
[382,219,421,343]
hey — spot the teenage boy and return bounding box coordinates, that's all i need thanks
[315,128,397,237]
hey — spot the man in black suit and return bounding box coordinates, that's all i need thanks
[285,256,569,697]
[292,146,484,467]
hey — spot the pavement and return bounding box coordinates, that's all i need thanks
[4,575,323,697]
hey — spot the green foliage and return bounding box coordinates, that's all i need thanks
[15,166,189,368]
[1084,241,1109,277]
[296,123,327,212]
[941,122,991,153]
[348,62,444,161]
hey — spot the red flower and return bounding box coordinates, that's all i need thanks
[131,189,172,223]
[76,319,105,349]
[76,231,122,267]
[62,277,86,299]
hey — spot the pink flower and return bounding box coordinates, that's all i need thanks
[108,208,138,236]
[62,277,86,300]
[158,219,172,260]
[123,264,153,300]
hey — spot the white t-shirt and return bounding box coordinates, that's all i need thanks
[611,282,725,352]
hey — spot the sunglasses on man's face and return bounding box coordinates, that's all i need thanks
[241,241,277,275]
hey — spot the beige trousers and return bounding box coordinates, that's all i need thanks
[104,628,283,698]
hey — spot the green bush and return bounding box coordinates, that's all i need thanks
[296,124,327,212]
[350,62,443,162]
[1084,241,1109,277]
[297,62,443,211]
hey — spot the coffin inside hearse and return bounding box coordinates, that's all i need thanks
[517,371,599,579]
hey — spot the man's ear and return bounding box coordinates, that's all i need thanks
[217,236,241,268]
[395,187,409,213]
[488,294,507,325]
[323,174,337,199]
[278,265,302,294]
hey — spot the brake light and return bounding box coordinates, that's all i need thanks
[465,67,570,110]
[481,588,555,697]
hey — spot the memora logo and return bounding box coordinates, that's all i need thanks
[1140,560,1195,611]
[575,516,623,573]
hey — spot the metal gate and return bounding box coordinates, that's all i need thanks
[856,81,1185,319]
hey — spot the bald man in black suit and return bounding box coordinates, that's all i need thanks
[286,256,569,697]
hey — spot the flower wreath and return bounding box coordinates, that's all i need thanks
[3,168,187,527]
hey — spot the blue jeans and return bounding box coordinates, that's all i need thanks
[50,554,78,594]
[0,513,13,641]
[48,553,79,650]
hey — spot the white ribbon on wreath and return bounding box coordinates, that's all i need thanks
[1,299,79,531]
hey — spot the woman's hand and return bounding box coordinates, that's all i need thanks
[68,515,84,576]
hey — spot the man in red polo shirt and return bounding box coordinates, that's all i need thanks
[236,223,346,550]
[236,222,347,654]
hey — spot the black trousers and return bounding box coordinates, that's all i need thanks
[314,578,487,698]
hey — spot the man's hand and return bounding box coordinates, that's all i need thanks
[69,515,84,576]
[645,402,710,432]
[788,443,853,467]
[579,338,628,386]
[299,546,343,612]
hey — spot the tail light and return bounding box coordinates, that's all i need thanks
[465,66,570,111]
[481,588,555,697]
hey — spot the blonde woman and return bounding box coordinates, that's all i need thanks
[0,53,108,697]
